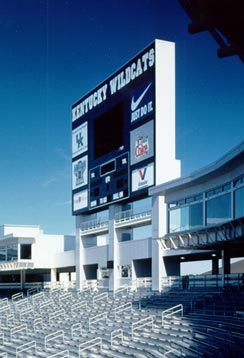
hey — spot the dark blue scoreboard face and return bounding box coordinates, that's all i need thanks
[72,42,156,215]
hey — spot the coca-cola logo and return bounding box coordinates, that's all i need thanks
[135,135,149,158]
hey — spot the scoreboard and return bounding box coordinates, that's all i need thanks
[72,39,177,215]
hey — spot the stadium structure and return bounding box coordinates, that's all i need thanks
[0,39,243,357]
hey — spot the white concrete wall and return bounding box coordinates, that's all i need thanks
[82,245,108,267]
[0,225,42,238]
[54,250,75,268]
[32,234,65,268]
[118,238,151,265]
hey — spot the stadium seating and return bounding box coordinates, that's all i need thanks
[0,283,243,357]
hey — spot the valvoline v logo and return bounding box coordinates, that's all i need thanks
[139,167,147,181]
[131,80,154,124]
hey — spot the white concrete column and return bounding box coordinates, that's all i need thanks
[51,268,57,282]
[151,195,167,291]
[20,270,26,291]
[17,242,21,260]
[221,249,225,288]
[75,216,86,290]
[108,205,120,291]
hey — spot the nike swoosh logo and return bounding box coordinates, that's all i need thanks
[131,82,152,112]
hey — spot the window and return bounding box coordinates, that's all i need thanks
[235,186,244,218]
[206,193,231,226]
[169,203,203,233]
[20,244,32,260]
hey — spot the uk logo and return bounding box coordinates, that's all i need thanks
[76,132,83,149]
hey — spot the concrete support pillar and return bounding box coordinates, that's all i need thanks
[221,250,230,287]
[151,195,167,291]
[131,260,136,289]
[75,216,86,290]
[20,270,26,291]
[223,255,231,274]
[17,243,21,260]
[212,257,219,275]
[51,268,57,282]
[108,205,120,291]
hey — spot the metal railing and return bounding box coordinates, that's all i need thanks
[79,337,102,357]
[89,312,108,331]
[111,328,123,348]
[80,218,109,232]
[48,350,69,358]
[114,302,132,320]
[44,330,64,350]
[162,304,183,326]
[115,206,152,224]
[16,340,36,358]
[131,316,154,338]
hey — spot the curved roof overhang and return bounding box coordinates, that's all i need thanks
[149,141,244,197]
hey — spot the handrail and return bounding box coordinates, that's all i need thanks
[6,314,15,325]
[115,206,152,223]
[93,292,108,306]
[131,316,153,338]
[111,329,123,348]
[45,330,64,350]
[136,277,152,288]
[114,302,132,320]
[164,348,182,357]
[71,322,83,339]
[80,218,109,232]
[59,292,72,303]
[71,300,87,314]
[48,350,69,358]
[162,304,183,326]
[34,317,43,332]
[0,333,4,345]
[12,292,23,302]
[20,307,34,320]
[79,337,102,357]
[16,340,36,358]
[0,297,8,307]
[89,312,107,331]
[31,291,45,303]
[40,299,54,312]
[113,285,129,297]
[10,324,27,340]
[49,308,66,322]
[27,287,39,296]
[15,297,29,309]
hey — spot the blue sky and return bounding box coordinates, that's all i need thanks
[0,0,243,235]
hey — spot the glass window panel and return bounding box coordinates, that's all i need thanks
[206,190,214,198]
[234,178,242,187]
[206,193,231,226]
[235,186,244,219]
[223,183,231,191]
[178,199,185,206]
[169,203,203,233]
[7,244,18,261]
[195,194,203,201]
[214,186,222,194]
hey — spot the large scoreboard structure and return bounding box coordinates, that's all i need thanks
[72,39,179,215]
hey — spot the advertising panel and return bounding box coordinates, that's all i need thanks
[72,156,88,190]
[132,162,154,192]
[73,190,88,212]
[72,122,88,158]
[130,120,154,165]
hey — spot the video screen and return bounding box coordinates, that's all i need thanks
[93,102,124,159]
